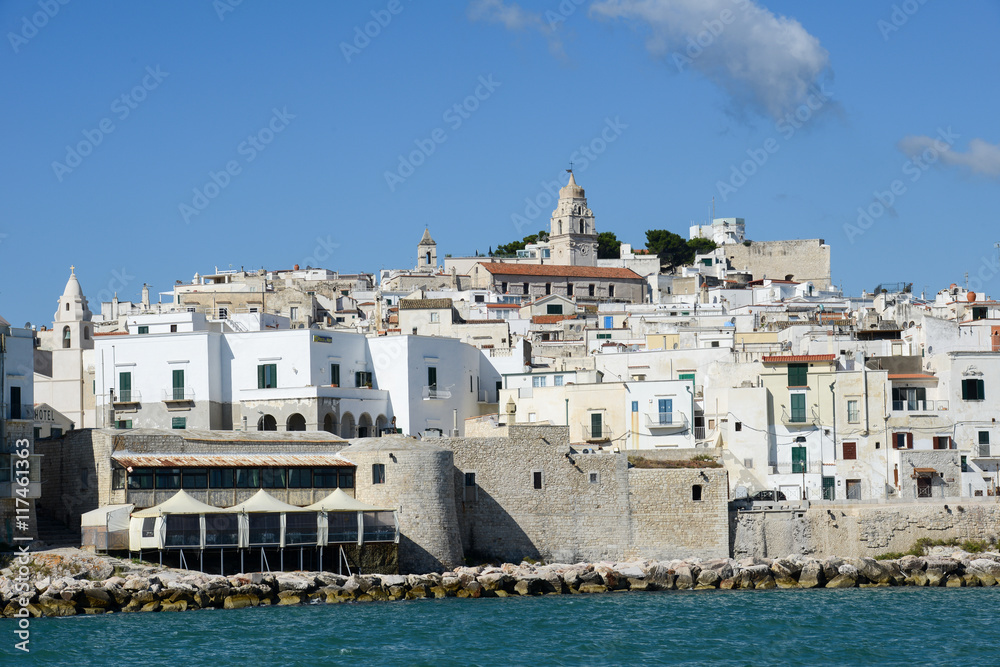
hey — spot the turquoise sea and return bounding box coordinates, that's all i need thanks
[4,587,998,666]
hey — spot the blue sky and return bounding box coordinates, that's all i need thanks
[2,0,999,327]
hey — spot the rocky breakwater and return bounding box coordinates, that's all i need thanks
[6,548,1000,618]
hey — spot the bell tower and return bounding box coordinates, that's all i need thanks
[417,228,437,271]
[548,171,597,266]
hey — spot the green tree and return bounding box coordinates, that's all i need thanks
[597,232,621,259]
[645,230,717,270]
[495,230,549,256]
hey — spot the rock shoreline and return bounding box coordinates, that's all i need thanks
[5,548,1000,618]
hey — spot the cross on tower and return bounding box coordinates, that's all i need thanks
[70,265,75,274]
[567,162,574,173]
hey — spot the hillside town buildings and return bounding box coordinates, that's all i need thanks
[7,171,1000,569]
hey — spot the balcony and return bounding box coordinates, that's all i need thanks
[780,409,814,427]
[645,412,688,432]
[112,391,141,406]
[770,461,823,475]
[4,404,34,421]
[891,399,948,413]
[422,386,451,400]
[974,445,997,459]
[162,388,196,403]
[581,424,613,443]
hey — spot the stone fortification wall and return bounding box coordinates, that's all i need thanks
[446,425,729,564]
[733,499,1000,559]
[343,436,464,574]
[725,239,831,289]
[34,429,113,531]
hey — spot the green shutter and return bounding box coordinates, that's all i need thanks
[790,394,806,422]
[172,369,184,400]
[119,372,131,402]
[428,367,437,389]
[331,364,340,386]
[258,365,266,389]
[788,364,807,387]
[591,413,602,439]
[978,379,985,400]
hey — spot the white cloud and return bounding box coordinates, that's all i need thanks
[589,0,832,120]
[468,0,566,59]
[898,135,1000,179]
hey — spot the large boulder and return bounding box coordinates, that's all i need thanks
[825,573,857,589]
[798,561,825,589]
[644,563,676,591]
[695,570,721,589]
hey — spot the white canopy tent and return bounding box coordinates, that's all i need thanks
[129,490,222,551]
[81,504,134,552]
[304,489,398,546]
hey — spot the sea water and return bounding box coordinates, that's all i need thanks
[4,587,998,666]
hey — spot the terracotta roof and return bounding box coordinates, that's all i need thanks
[478,262,642,280]
[485,303,520,309]
[888,373,938,380]
[762,354,837,363]
[112,453,355,468]
[532,314,577,324]
[94,331,129,337]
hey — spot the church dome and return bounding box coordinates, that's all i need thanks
[62,267,84,298]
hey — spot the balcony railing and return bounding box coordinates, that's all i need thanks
[422,386,451,400]
[581,424,613,443]
[645,412,688,431]
[891,399,949,413]
[163,388,196,402]
[770,462,823,475]
[976,444,995,458]
[780,409,812,426]
[113,390,141,404]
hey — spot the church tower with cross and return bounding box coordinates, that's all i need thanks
[549,170,598,266]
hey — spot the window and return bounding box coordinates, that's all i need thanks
[262,467,287,488]
[846,480,862,500]
[128,468,154,490]
[788,363,808,387]
[182,469,208,489]
[155,468,181,490]
[141,517,155,538]
[532,376,546,388]
[847,400,860,423]
[980,431,990,445]
[355,371,372,388]
[608,285,615,298]
[112,468,126,490]
[589,472,600,484]
[546,304,563,315]
[289,307,298,320]
[973,307,988,320]
[427,367,437,389]
[523,282,529,294]
[313,468,339,488]
[288,468,313,488]
[658,398,673,424]
[171,417,186,430]
[790,394,806,422]
[330,364,340,386]
[735,422,742,432]
[171,369,185,400]
[961,456,969,473]
[257,363,277,389]
[843,442,857,460]
[588,284,595,297]
[51,427,63,437]
[137,326,149,335]
[218,307,228,319]
[567,284,574,297]
[933,436,952,450]
[590,412,603,439]
[169,324,178,333]
[545,283,552,295]
[430,312,440,323]
[962,379,985,401]
[711,341,719,347]
[893,432,913,449]
[501,282,508,293]
[596,333,611,339]
[533,471,543,490]
[115,420,132,430]
[372,463,386,485]
[692,485,703,501]
[339,468,355,488]
[235,468,261,488]
[464,472,477,502]
[209,468,235,488]
[554,375,564,386]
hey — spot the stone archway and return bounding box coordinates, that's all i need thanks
[286,413,306,431]
[257,414,277,431]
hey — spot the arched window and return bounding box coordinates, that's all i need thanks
[579,220,584,234]
[425,252,431,264]
[257,414,277,431]
[286,413,306,431]
[65,303,69,311]
[62,326,71,348]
